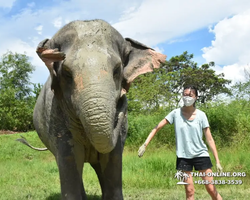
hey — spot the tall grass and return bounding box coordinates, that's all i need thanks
[1,132,250,199]
[127,99,250,149]
[127,108,175,148]
[200,99,250,148]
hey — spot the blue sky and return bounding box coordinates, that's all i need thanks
[162,28,215,63]
[0,0,250,85]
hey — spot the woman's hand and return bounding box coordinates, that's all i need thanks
[138,119,168,158]
[138,143,147,157]
[216,163,223,173]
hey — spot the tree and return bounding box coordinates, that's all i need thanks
[231,66,250,100]
[0,51,34,99]
[127,67,171,112]
[180,62,232,104]
[127,51,232,112]
[0,51,36,131]
[244,66,250,80]
[33,83,43,100]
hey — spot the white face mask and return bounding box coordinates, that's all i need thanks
[183,96,195,106]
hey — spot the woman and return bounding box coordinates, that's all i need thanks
[138,85,223,200]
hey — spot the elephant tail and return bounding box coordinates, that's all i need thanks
[16,135,48,151]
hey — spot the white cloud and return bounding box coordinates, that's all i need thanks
[202,9,250,83]
[1,0,250,85]
[35,25,43,35]
[53,17,63,29]
[152,46,164,54]
[214,64,248,85]
[202,9,250,65]
[0,0,16,8]
[113,0,250,47]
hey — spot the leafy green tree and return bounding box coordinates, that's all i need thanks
[127,68,171,113]
[33,83,43,100]
[0,51,36,131]
[127,51,232,112]
[231,67,250,100]
[0,51,34,99]
[180,62,232,103]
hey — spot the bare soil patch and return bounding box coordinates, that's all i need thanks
[0,130,22,135]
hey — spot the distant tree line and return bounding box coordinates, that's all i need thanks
[0,51,249,132]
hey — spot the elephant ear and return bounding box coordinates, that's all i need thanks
[36,39,65,92]
[122,38,167,93]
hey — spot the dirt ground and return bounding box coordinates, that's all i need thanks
[0,130,22,135]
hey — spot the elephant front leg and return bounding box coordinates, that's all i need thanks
[91,135,124,200]
[57,133,87,200]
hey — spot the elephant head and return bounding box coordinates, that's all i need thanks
[36,20,166,154]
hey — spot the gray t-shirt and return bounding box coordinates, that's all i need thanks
[165,108,210,159]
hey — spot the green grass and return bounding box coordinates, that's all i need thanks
[1,132,250,200]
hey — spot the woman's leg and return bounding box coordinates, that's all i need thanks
[199,168,222,200]
[183,171,195,200]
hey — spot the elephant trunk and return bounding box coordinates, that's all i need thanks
[79,93,127,154]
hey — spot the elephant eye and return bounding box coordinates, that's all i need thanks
[62,65,72,80]
[123,47,131,66]
[113,64,121,79]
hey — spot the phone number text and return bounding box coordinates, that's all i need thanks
[194,180,243,185]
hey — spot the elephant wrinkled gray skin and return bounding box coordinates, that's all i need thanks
[27,19,166,200]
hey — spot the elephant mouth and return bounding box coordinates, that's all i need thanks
[114,94,127,130]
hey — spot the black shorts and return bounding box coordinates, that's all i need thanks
[176,156,213,171]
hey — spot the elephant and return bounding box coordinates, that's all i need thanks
[19,19,166,200]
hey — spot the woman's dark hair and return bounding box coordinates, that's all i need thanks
[183,85,198,97]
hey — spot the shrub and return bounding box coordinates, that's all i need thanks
[127,108,175,148]
[0,88,34,131]
[200,100,250,147]
[127,99,250,149]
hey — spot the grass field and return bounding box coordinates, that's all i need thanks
[1,131,250,200]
